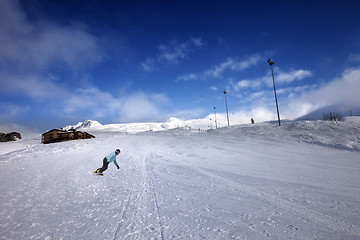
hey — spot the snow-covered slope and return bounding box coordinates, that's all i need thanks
[1,118,359,239]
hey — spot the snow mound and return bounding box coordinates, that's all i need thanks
[210,117,360,152]
[63,120,102,131]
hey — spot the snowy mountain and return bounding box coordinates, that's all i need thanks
[63,120,102,131]
[161,117,187,129]
[1,118,360,239]
[63,117,189,134]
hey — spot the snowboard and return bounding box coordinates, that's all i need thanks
[93,172,104,176]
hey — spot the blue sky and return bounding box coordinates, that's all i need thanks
[1,0,360,131]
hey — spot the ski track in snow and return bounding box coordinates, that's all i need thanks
[1,120,360,239]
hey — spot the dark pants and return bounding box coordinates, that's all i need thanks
[96,158,109,173]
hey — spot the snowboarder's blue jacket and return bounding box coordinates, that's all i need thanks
[106,151,119,167]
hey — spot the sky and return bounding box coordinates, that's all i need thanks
[1,0,360,132]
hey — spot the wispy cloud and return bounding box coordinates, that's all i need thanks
[0,102,30,121]
[0,72,68,100]
[205,55,261,78]
[275,68,312,84]
[347,54,360,63]
[175,54,262,83]
[140,37,204,71]
[139,58,156,72]
[175,73,199,82]
[190,37,204,48]
[233,79,262,91]
[158,38,204,63]
[231,67,313,92]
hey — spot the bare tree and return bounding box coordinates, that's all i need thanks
[323,112,344,122]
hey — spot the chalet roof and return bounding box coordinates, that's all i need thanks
[85,132,95,138]
[42,129,67,135]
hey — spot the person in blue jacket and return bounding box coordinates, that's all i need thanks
[94,149,121,174]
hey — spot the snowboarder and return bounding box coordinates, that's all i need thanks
[94,149,121,175]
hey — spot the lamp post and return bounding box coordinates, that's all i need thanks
[213,106,218,129]
[223,90,230,126]
[268,58,281,126]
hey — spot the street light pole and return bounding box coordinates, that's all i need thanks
[213,106,218,129]
[223,90,230,126]
[268,58,281,126]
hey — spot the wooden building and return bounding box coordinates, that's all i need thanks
[0,132,22,142]
[41,129,95,144]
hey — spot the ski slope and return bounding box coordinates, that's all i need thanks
[0,118,359,239]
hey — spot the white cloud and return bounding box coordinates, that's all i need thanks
[176,54,262,84]
[233,79,262,91]
[0,0,100,71]
[158,38,203,63]
[139,58,156,72]
[0,102,30,121]
[276,69,312,84]
[249,91,266,100]
[121,94,159,121]
[348,54,360,63]
[277,85,315,98]
[231,107,276,123]
[0,0,102,103]
[0,0,172,124]
[64,87,119,114]
[284,67,360,118]
[0,72,68,100]
[140,37,204,71]
[190,37,204,48]
[222,67,360,122]
[119,91,171,122]
[231,67,313,93]
[63,87,172,122]
[205,55,261,78]
[175,73,199,82]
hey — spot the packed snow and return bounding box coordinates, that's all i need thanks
[1,118,360,239]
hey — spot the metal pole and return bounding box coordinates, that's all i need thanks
[268,59,281,126]
[213,106,218,129]
[224,90,230,126]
